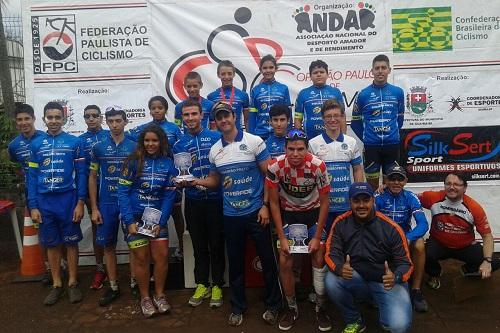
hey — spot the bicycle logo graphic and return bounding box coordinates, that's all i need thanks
[42,17,76,61]
[392,7,452,52]
[165,7,300,104]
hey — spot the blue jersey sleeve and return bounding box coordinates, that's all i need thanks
[75,140,88,200]
[27,144,40,209]
[117,161,136,226]
[397,88,405,130]
[294,91,305,121]
[351,94,364,141]
[406,193,428,241]
[159,163,177,227]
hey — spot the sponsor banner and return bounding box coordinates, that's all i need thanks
[401,126,500,182]
[396,71,500,128]
[33,83,152,135]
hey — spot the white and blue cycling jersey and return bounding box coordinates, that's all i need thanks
[207,86,249,131]
[174,97,214,131]
[249,80,291,139]
[265,134,286,159]
[209,131,269,216]
[375,188,428,242]
[173,128,221,201]
[309,132,362,213]
[295,85,344,139]
[79,128,109,174]
[28,132,87,209]
[351,82,405,146]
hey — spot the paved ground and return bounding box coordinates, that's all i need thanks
[1,213,499,332]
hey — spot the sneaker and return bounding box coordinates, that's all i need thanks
[153,295,171,314]
[173,248,183,261]
[44,286,64,306]
[141,297,156,318]
[343,321,366,333]
[278,308,298,330]
[189,284,211,307]
[262,309,279,325]
[68,284,83,304]
[228,312,243,326]
[411,289,429,313]
[210,285,223,308]
[426,277,441,290]
[99,287,120,307]
[41,270,52,286]
[316,307,332,332]
[130,284,140,299]
[90,270,107,290]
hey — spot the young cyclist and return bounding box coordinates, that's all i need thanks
[267,129,332,331]
[175,71,216,131]
[248,55,291,140]
[78,105,109,290]
[207,60,250,131]
[89,108,136,306]
[351,54,405,190]
[309,98,364,233]
[294,60,344,139]
[128,96,185,260]
[117,124,177,317]
[28,101,87,305]
[173,99,225,308]
[265,104,291,159]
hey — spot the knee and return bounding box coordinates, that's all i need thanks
[324,271,342,295]
[384,317,412,333]
[412,238,425,254]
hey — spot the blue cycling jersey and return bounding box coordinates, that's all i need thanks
[117,156,176,227]
[173,128,221,200]
[79,128,109,174]
[374,188,428,242]
[127,119,182,148]
[295,85,344,139]
[309,132,363,212]
[265,134,286,159]
[174,97,214,131]
[28,131,87,209]
[248,80,291,138]
[8,130,45,179]
[90,136,136,204]
[207,86,249,130]
[351,82,405,146]
[209,131,269,216]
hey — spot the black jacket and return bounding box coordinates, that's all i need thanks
[325,211,413,283]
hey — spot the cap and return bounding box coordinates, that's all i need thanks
[349,182,374,199]
[386,165,407,178]
[211,101,233,118]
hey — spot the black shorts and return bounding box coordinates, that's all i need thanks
[363,144,400,178]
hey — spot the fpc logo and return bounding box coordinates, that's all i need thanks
[392,7,452,52]
[31,15,78,74]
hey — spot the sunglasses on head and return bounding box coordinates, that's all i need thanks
[285,129,307,140]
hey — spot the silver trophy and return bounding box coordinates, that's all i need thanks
[288,224,309,253]
[137,207,162,237]
[173,152,195,183]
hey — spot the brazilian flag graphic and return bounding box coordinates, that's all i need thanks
[392,7,452,52]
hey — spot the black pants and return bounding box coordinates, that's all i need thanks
[185,198,225,287]
[425,237,500,277]
[224,210,282,314]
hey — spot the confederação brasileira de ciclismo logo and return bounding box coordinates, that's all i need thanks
[292,2,377,54]
[392,7,452,52]
[31,15,78,74]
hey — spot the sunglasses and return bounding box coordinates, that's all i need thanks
[285,129,307,140]
[84,113,100,119]
[388,175,406,182]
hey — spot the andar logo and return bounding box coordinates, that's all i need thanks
[392,7,452,52]
[32,15,78,74]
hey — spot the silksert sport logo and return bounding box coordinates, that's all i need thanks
[31,15,78,74]
[392,7,452,52]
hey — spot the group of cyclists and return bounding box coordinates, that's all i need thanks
[9,53,498,333]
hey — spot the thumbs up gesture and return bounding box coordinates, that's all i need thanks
[382,261,395,290]
[342,254,354,280]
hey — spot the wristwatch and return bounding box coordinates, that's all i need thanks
[262,201,270,207]
[483,257,492,263]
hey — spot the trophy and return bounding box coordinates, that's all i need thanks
[173,152,195,183]
[288,224,309,253]
[137,207,162,237]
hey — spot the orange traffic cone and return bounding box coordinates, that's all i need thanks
[15,207,44,282]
